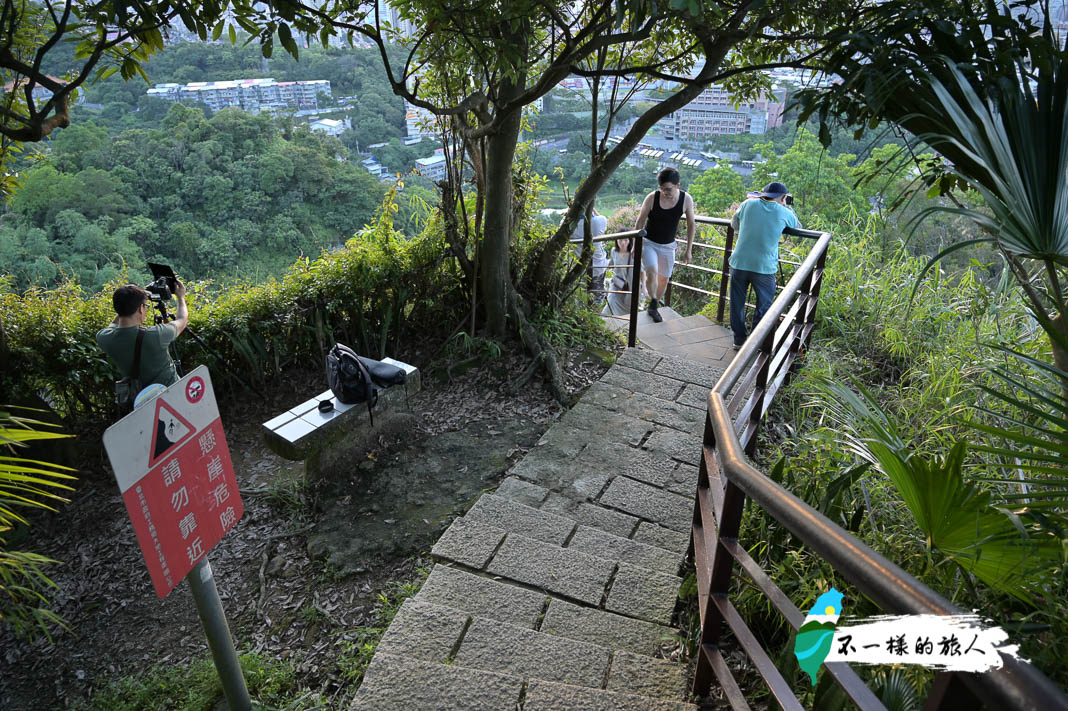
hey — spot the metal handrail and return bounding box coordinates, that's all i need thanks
[691,229,1068,710]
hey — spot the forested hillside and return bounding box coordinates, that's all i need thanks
[0,105,387,290]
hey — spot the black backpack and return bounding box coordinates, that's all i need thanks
[326,343,378,413]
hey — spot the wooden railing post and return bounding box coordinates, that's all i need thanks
[715,225,735,323]
[627,231,644,348]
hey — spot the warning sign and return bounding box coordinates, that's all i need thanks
[103,366,243,598]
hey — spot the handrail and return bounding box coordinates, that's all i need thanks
[691,228,1068,710]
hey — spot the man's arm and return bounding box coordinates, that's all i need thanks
[634,192,654,230]
[682,193,696,262]
[731,199,743,232]
[171,279,189,336]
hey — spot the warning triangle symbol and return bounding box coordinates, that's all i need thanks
[149,398,196,467]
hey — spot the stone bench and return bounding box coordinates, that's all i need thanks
[262,358,421,478]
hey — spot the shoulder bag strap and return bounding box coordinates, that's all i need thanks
[132,327,146,380]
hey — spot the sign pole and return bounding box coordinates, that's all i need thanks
[187,558,250,711]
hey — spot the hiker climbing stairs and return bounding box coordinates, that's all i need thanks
[350,347,726,710]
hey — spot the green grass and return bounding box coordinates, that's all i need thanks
[67,653,309,711]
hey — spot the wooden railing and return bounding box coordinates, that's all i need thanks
[690,228,1068,710]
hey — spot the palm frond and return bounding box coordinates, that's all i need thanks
[817,377,1059,604]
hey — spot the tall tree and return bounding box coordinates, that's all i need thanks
[252,0,886,396]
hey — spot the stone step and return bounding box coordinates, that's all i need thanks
[416,564,676,658]
[352,653,697,711]
[431,517,681,625]
[351,652,522,711]
[524,678,697,711]
[465,493,684,574]
[368,599,692,700]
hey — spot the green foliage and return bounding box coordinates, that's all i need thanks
[749,128,868,230]
[0,193,457,421]
[688,164,744,217]
[68,652,306,711]
[2,105,387,291]
[0,408,77,641]
[819,377,1060,604]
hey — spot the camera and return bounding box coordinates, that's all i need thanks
[785,194,794,206]
[145,262,178,302]
[145,277,172,302]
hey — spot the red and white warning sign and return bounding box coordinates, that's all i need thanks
[103,366,243,598]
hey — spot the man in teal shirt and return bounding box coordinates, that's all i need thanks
[728,182,799,348]
[96,281,189,387]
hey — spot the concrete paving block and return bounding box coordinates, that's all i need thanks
[616,348,663,373]
[606,650,690,699]
[642,427,701,466]
[652,353,721,389]
[454,617,611,688]
[614,449,680,489]
[580,381,636,413]
[606,564,682,625]
[523,679,697,711]
[375,599,468,663]
[510,449,588,489]
[541,598,672,657]
[567,525,682,575]
[431,517,505,570]
[517,456,610,499]
[624,389,706,433]
[534,425,592,458]
[494,476,550,507]
[351,653,522,711]
[601,365,686,402]
[665,462,699,497]
[486,533,615,606]
[676,382,710,410]
[634,523,690,555]
[541,494,639,539]
[466,494,575,545]
[560,403,653,444]
[600,476,693,532]
[416,564,547,629]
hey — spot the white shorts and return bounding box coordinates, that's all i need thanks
[642,240,676,279]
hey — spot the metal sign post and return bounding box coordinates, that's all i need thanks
[103,366,250,710]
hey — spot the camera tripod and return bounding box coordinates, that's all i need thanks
[152,300,259,397]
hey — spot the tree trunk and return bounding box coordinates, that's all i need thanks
[480,79,525,337]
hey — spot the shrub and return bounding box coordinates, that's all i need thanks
[0,191,458,423]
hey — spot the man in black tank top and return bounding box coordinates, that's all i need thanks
[634,167,696,322]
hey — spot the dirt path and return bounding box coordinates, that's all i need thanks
[0,346,617,709]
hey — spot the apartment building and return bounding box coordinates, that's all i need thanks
[146,78,332,113]
[659,85,786,139]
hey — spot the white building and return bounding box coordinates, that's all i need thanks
[147,78,332,113]
[414,154,447,181]
[310,118,348,136]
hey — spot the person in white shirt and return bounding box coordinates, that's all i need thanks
[570,206,609,304]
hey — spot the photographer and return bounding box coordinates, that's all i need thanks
[728,182,799,349]
[96,280,189,388]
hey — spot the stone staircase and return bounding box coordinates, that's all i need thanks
[350,348,728,710]
[603,305,735,367]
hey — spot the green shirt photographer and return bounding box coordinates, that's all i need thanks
[96,280,189,387]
